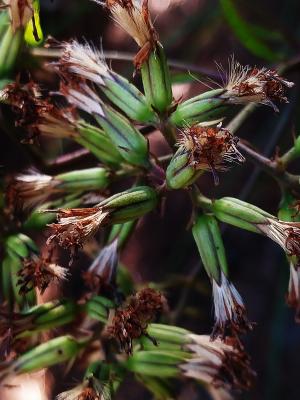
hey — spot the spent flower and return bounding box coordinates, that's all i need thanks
[178,123,244,184]
[222,59,294,111]
[106,288,166,353]
[17,254,69,295]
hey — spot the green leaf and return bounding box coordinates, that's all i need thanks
[220,0,282,61]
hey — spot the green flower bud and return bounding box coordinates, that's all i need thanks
[166,147,202,189]
[125,350,186,377]
[141,43,173,113]
[77,122,124,168]
[0,335,88,381]
[96,104,150,168]
[170,89,227,127]
[0,25,22,78]
[85,296,114,323]
[108,220,137,249]
[192,214,250,339]
[56,167,110,192]
[48,186,158,252]
[102,71,157,123]
[211,197,267,232]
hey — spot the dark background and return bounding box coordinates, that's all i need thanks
[3,0,300,399]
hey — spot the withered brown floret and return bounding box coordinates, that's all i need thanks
[17,254,68,295]
[106,288,166,353]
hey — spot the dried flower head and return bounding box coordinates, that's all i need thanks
[257,218,300,258]
[182,334,255,391]
[286,261,300,322]
[106,288,166,353]
[53,40,110,85]
[7,169,58,212]
[0,80,54,142]
[95,0,158,67]
[179,123,244,184]
[47,207,110,255]
[212,272,252,340]
[1,0,34,31]
[17,254,69,295]
[223,59,294,111]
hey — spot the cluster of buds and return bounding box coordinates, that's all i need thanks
[127,323,255,393]
[106,288,166,353]
[192,214,251,339]
[167,123,244,188]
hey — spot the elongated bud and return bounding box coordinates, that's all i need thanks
[60,81,150,168]
[0,335,89,381]
[170,89,227,127]
[192,214,250,339]
[8,167,110,212]
[85,295,114,323]
[56,167,110,191]
[15,300,77,336]
[140,42,173,113]
[0,23,23,77]
[95,104,150,168]
[47,186,158,253]
[126,350,185,377]
[77,121,123,167]
[3,234,37,307]
[55,40,156,123]
[166,147,202,189]
[108,220,137,248]
[210,197,300,258]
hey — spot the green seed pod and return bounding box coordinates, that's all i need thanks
[96,105,150,168]
[192,214,229,283]
[141,43,173,113]
[102,186,158,223]
[147,324,190,346]
[108,220,137,249]
[0,25,22,78]
[212,197,268,231]
[3,234,37,308]
[126,350,189,377]
[20,299,78,334]
[77,122,123,168]
[170,89,227,127]
[0,335,88,380]
[166,147,202,189]
[55,167,110,192]
[85,295,114,323]
[102,72,157,123]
